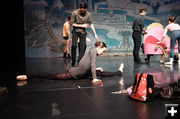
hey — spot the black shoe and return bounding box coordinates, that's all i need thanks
[174,55,179,62]
[144,58,150,63]
[63,52,67,58]
[67,54,70,58]
[135,60,144,64]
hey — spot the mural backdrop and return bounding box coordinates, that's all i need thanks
[24,0,180,57]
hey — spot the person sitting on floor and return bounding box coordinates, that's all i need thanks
[17,41,124,85]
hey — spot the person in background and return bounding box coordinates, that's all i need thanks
[70,2,99,66]
[158,17,180,65]
[62,16,71,58]
[132,8,147,64]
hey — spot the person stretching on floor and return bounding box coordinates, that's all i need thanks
[17,41,124,85]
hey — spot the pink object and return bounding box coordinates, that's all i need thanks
[127,86,132,96]
[144,25,178,54]
[142,66,179,88]
[144,43,163,54]
[148,72,178,88]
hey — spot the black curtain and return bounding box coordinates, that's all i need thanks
[1,1,25,77]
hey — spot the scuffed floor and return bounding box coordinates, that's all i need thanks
[0,55,180,119]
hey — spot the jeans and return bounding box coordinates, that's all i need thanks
[170,30,180,58]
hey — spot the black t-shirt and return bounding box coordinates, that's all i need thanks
[132,15,145,33]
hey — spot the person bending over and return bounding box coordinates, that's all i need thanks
[70,2,99,66]
[17,41,124,84]
[158,17,180,65]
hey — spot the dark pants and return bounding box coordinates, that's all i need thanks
[71,30,86,66]
[132,31,142,62]
[28,70,122,80]
[28,72,74,80]
[96,70,122,77]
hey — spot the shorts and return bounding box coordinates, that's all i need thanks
[63,36,69,40]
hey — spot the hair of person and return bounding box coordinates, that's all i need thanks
[67,16,71,21]
[139,8,147,13]
[95,41,107,48]
[79,2,87,9]
[168,17,176,22]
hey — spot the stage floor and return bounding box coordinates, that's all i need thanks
[0,55,180,119]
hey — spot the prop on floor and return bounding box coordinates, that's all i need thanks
[111,89,127,94]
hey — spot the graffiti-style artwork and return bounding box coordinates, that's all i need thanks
[24,0,180,57]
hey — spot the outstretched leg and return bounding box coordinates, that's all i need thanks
[96,63,124,77]
[96,70,122,77]
[17,72,73,80]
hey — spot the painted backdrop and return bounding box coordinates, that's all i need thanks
[24,0,180,57]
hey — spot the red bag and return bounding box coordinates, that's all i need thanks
[131,73,154,101]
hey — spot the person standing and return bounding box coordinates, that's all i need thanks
[132,8,147,64]
[159,17,180,65]
[62,17,71,58]
[70,2,99,66]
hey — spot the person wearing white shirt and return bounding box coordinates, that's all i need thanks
[159,17,180,65]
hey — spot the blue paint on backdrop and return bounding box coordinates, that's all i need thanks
[87,28,120,48]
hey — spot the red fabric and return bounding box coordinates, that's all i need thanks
[145,35,166,48]
[131,73,148,101]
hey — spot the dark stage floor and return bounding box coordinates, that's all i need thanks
[0,55,180,119]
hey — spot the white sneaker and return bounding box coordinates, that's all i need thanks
[164,64,173,71]
[16,75,27,80]
[118,63,124,72]
[165,61,173,65]
[165,58,173,65]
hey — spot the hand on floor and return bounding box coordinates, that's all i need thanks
[92,79,102,85]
